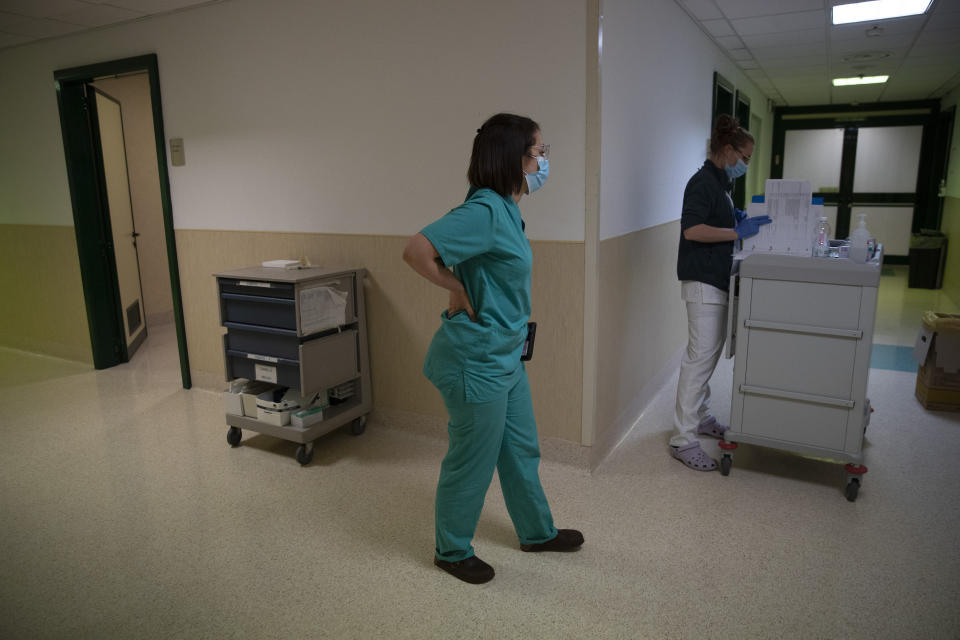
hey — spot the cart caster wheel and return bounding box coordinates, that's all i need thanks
[350,415,367,436]
[227,426,242,447]
[845,478,860,502]
[295,444,313,466]
[720,454,732,476]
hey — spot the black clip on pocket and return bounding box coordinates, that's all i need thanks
[521,322,537,361]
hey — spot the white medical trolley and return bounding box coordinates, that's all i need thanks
[215,266,372,465]
[721,252,880,501]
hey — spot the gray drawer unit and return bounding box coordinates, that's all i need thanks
[215,266,372,466]
[223,328,359,395]
[721,252,882,501]
[218,271,356,337]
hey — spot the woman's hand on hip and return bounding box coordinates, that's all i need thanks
[448,288,477,321]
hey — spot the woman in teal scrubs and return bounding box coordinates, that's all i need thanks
[403,113,583,584]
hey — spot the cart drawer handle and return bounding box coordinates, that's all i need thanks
[221,293,295,305]
[740,384,855,408]
[743,320,862,339]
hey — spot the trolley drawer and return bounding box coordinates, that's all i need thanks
[218,275,357,336]
[219,279,295,299]
[224,329,360,395]
[221,293,297,330]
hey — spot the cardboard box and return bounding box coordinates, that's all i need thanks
[257,406,292,426]
[239,381,278,416]
[913,312,960,410]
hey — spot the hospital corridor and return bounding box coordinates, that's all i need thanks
[3,0,960,638]
[1,271,958,638]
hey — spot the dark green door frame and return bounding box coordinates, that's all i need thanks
[770,100,942,261]
[54,54,191,388]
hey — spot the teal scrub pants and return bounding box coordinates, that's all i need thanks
[434,365,557,562]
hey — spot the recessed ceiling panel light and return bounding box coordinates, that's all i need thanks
[832,75,890,85]
[832,0,933,25]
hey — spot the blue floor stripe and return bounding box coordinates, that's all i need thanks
[871,344,917,372]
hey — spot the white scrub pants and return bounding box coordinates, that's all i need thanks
[672,281,728,447]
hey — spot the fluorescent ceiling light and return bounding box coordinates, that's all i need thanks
[832,75,889,86]
[832,0,932,25]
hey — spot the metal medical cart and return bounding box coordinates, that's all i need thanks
[721,252,881,501]
[215,266,372,465]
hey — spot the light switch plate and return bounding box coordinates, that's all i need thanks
[170,138,185,166]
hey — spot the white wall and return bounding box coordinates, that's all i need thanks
[599,0,773,240]
[0,0,586,242]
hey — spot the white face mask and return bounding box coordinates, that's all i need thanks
[524,156,549,193]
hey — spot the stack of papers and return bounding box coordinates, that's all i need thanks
[738,179,816,258]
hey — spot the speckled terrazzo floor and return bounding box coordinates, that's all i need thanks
[1,277,959,639]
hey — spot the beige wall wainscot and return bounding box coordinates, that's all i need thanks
[942,196,960,309]
[175,230,584,443]
[0,224,93,364]
[593,220,688,466]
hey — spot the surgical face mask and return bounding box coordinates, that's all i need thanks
[725,157,748,181]
[525,156,549,194]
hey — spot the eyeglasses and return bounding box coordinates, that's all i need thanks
[527,143,550,159]
[734,146,751,164]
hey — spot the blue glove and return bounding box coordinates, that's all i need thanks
[735,215,773,240]
[734,207,748,223]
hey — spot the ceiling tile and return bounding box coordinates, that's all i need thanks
[831,84,886,102]
[0,30,30,47]
[716,0,823,20]
[714,34,744,49]
[731,10,825,35]
[107,0,214,11]
[0,12,84,37]
[759,53,830,69]
[751,41,827,58]
[913,27,960,44]
[830,33,917,53]
[830,15,927,40]
[679,0,723,21]
[51,4,145,27]
[729,47,753,60]
[929,10,960,28]
[739,59,760,69]
[910,39,960,56]
[0,0,89,18]
[701,18,735,36]
[741,28,824,48]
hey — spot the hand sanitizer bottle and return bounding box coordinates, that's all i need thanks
[813,217,831,257]
[849,213,871,263]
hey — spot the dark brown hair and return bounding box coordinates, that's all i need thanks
[467,113,540,198]
[710,113,754,155]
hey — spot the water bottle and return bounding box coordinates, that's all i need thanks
[849,213,871,263]
[813,217,831,257]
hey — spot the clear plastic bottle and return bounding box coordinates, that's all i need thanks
[812,216,831,257]
[849,213,871,263]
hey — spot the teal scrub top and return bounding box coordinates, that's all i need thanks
[420,187,533,403]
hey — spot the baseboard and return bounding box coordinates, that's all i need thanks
[588,345,684,471]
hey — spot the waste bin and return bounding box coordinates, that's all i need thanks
[908,230,948,289]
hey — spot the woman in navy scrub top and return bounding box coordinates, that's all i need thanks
[403,113,584,584]
[671,114,770,471]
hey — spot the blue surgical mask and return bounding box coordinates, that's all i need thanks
[725,158,748,181]
[525,156,549,194]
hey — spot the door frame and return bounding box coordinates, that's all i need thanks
[770,100,940,263]
[54,54,191,388]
